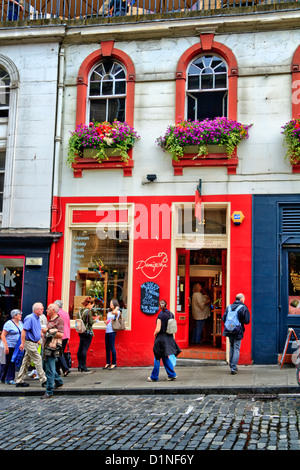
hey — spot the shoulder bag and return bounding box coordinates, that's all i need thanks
[112,311,126,331]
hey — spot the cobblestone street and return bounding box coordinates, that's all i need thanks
[1,393,300,453]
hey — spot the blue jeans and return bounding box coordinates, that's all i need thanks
[44,356,63,396]
[192,319,205,343]
[105,332,117,365]
[150,357,177,381]
[229,337,242,372]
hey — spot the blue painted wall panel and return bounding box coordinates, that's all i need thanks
[253,194,300,364]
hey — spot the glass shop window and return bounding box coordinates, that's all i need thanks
[288,251,300,315]
[69,229,129,321]
[0,257,24,331]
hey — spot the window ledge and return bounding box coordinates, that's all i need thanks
[72,149,134,177]
[172,148,238,175]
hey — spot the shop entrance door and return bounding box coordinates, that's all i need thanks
[280,249,300,352]
[0,256,24,329]
[175,249,190,349]
[175,248,227,351]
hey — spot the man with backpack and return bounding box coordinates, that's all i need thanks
[222,293,250,375]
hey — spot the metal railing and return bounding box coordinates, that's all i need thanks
[0,0,295,22]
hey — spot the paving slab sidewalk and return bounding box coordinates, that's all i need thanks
[0,364,299,396]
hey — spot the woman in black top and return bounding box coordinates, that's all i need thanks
[147,300,181,382]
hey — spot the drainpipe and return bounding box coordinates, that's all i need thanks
[48,45,65,304]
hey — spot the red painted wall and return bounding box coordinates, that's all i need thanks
[50,194,252,368]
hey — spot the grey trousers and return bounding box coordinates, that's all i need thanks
[16,340,46,385]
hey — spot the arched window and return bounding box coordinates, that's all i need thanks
[0,66,11,118]
[186,54,228,121]
[74,42,136,176]
[174,35,239,175]
[88,60,127,123]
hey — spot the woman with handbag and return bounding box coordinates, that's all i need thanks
[103,299,121,370]
[1,309,23,384]
[76,297,98,372]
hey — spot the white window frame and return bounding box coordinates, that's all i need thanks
[87,59,127,124]
[62,203,134,330]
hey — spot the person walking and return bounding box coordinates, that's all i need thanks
[15,302,47,387]
[147,300,181,382]
[222,293,250,375]
[103,299,120,370]
[41,303,64,399]
[76,296,98,372]
[191,283,211,344]
[54,300,71,377]
[1,309,23,384]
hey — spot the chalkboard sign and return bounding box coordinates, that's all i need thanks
[141,282,160,315]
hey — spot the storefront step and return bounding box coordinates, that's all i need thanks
[177,358,227,366]
[179,346,226,362]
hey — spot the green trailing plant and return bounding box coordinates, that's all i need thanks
[281,118,300,164]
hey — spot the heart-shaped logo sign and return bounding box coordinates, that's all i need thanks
[136,252,168,280]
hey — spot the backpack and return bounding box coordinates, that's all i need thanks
[224,304,243,334]
[166,313,177,335]
[75,308,88,333]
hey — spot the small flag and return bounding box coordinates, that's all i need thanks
[195,190,202,221]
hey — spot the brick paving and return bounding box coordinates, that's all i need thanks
[1,394,300,451]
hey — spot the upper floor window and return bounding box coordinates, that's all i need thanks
[187,55,228,121]
[88,60,126,123]
[0,66,10,119]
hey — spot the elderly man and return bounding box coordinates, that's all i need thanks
[15,302,47,387]
[41,303,64,399]
[54,300,71,376]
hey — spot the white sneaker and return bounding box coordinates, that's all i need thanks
[166,376,177,381]
[28,370,36,377]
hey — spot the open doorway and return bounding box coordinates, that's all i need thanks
[189,248,225,350]
[176,247,226,360]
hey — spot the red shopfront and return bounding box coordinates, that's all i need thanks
[48,194,252,368]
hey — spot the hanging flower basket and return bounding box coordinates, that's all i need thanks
[67,121,140,167]
[281,118,300,165]
[156,117,252,161]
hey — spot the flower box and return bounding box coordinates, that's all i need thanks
[83,148,123,158]
[68,121,140,177]
[156,117,251,175]
[172,147,238,175]
[292,164,300,173]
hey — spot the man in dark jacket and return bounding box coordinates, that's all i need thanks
[222,293,250,375]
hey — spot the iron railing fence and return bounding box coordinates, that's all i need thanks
[0,0,296,22]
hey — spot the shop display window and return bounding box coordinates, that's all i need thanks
[69,229,129,322]
[0,257,24,330]
[288,251,300,315]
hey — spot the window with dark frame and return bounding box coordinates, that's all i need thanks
[187,55,228,121]
[0,151,5,213]
[88,59,126,123]
[0,66,10,119]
